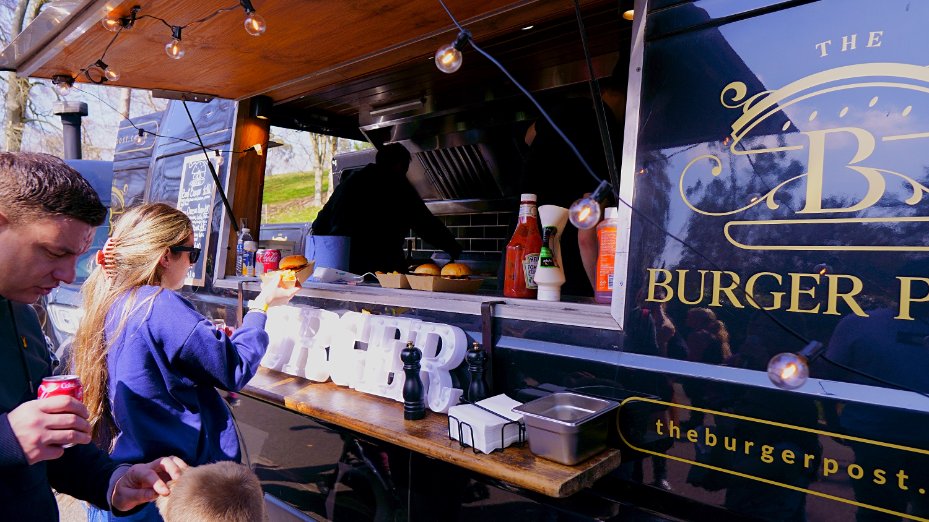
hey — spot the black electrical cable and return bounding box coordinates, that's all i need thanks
[98,27,122,62]
[71,86,253,154]
[436,0,812,347]
[75,3,243,89]
[181,100,240,233]
[435,1,929,401]
[59,0,927,400]
[136,3,240,31]
[572,0,620,190]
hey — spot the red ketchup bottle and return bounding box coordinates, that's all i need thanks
[504,193,543,298]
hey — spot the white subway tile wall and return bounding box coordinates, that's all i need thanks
[406,212,516,257]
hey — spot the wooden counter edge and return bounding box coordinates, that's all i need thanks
[242,367,622,498]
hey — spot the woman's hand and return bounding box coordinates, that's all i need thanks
[255,272,300,308]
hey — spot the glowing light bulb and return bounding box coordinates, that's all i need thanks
[767,352,809,389]
[165,38,185,59]
[569,195,602,229]
[244,12,266,36]
[568,180,611,229]
[134,129,145,145]
[102,17,122,32]
[622,10,635,21]
[814,263,832,276]
[435,44,463,74]
[165,26,185,60]
[104,67,120,82]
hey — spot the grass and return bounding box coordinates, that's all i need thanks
[262,170,330,224]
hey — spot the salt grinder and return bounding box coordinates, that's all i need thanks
[466,341,489,403]
[401,341,426,420]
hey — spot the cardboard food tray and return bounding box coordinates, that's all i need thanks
[406,274,483,293]
[261,260,315,285]
[375,272,410,289]
[294,261,315,283]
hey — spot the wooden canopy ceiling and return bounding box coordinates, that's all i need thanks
[14,0,617,104]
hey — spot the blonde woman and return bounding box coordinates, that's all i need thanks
[72,203,296,521]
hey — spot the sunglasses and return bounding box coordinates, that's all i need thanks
[169,245,201,263]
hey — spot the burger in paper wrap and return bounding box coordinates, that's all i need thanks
[263,255,314,288]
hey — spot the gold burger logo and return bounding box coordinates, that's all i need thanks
[680,62,929,251]
[647,61,929,320]
[618,397,929,521]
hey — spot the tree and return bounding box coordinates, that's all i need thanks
[309,132,336,205]
[328,137,340,199]
[1,0,50,152]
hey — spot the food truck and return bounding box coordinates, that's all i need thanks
[4,0,929,520]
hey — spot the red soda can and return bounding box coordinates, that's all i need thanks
[37,375,83,402]
[263,249,281,271]
[255,248,267,276]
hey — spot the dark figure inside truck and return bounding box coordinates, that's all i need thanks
[312,144,463,275]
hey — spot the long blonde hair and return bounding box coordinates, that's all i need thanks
[71,203,193,449]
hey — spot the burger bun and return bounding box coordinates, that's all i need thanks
[413,263,441,276]
[440,262,472,278]
[280,255,309,271]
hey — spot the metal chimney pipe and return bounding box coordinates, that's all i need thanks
[53,101,88,159]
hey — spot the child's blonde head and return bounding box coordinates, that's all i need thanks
[156,461,266,522]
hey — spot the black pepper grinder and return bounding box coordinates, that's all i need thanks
[401,341,426,420]
[466,341,489,404]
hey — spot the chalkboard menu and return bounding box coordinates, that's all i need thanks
[176,153,217,286]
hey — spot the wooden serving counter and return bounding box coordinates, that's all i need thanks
[243,367,622,498]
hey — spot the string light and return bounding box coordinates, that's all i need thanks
[70,84,267,157]
[51,74,74,96]
[57,3,262,92]
[98,60,119,82]
[435,30,470,73]
[83,60,120,84]
[767,341,825,389]
[58,0,929,402]
[101,5,140,32]
[134,129,146,145]
[102,17,122,32]
[165,26,185,59]
[569,180,610,229]
[240,0,267,36]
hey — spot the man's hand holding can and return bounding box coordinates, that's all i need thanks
[6,394,92,464]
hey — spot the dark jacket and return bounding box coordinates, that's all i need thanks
[0,296,123,521]
[313,163,462,274]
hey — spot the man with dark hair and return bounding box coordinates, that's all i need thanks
[313,143,462,274]
[0,152,186,520]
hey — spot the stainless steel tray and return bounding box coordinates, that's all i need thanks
[513,392,619,465]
